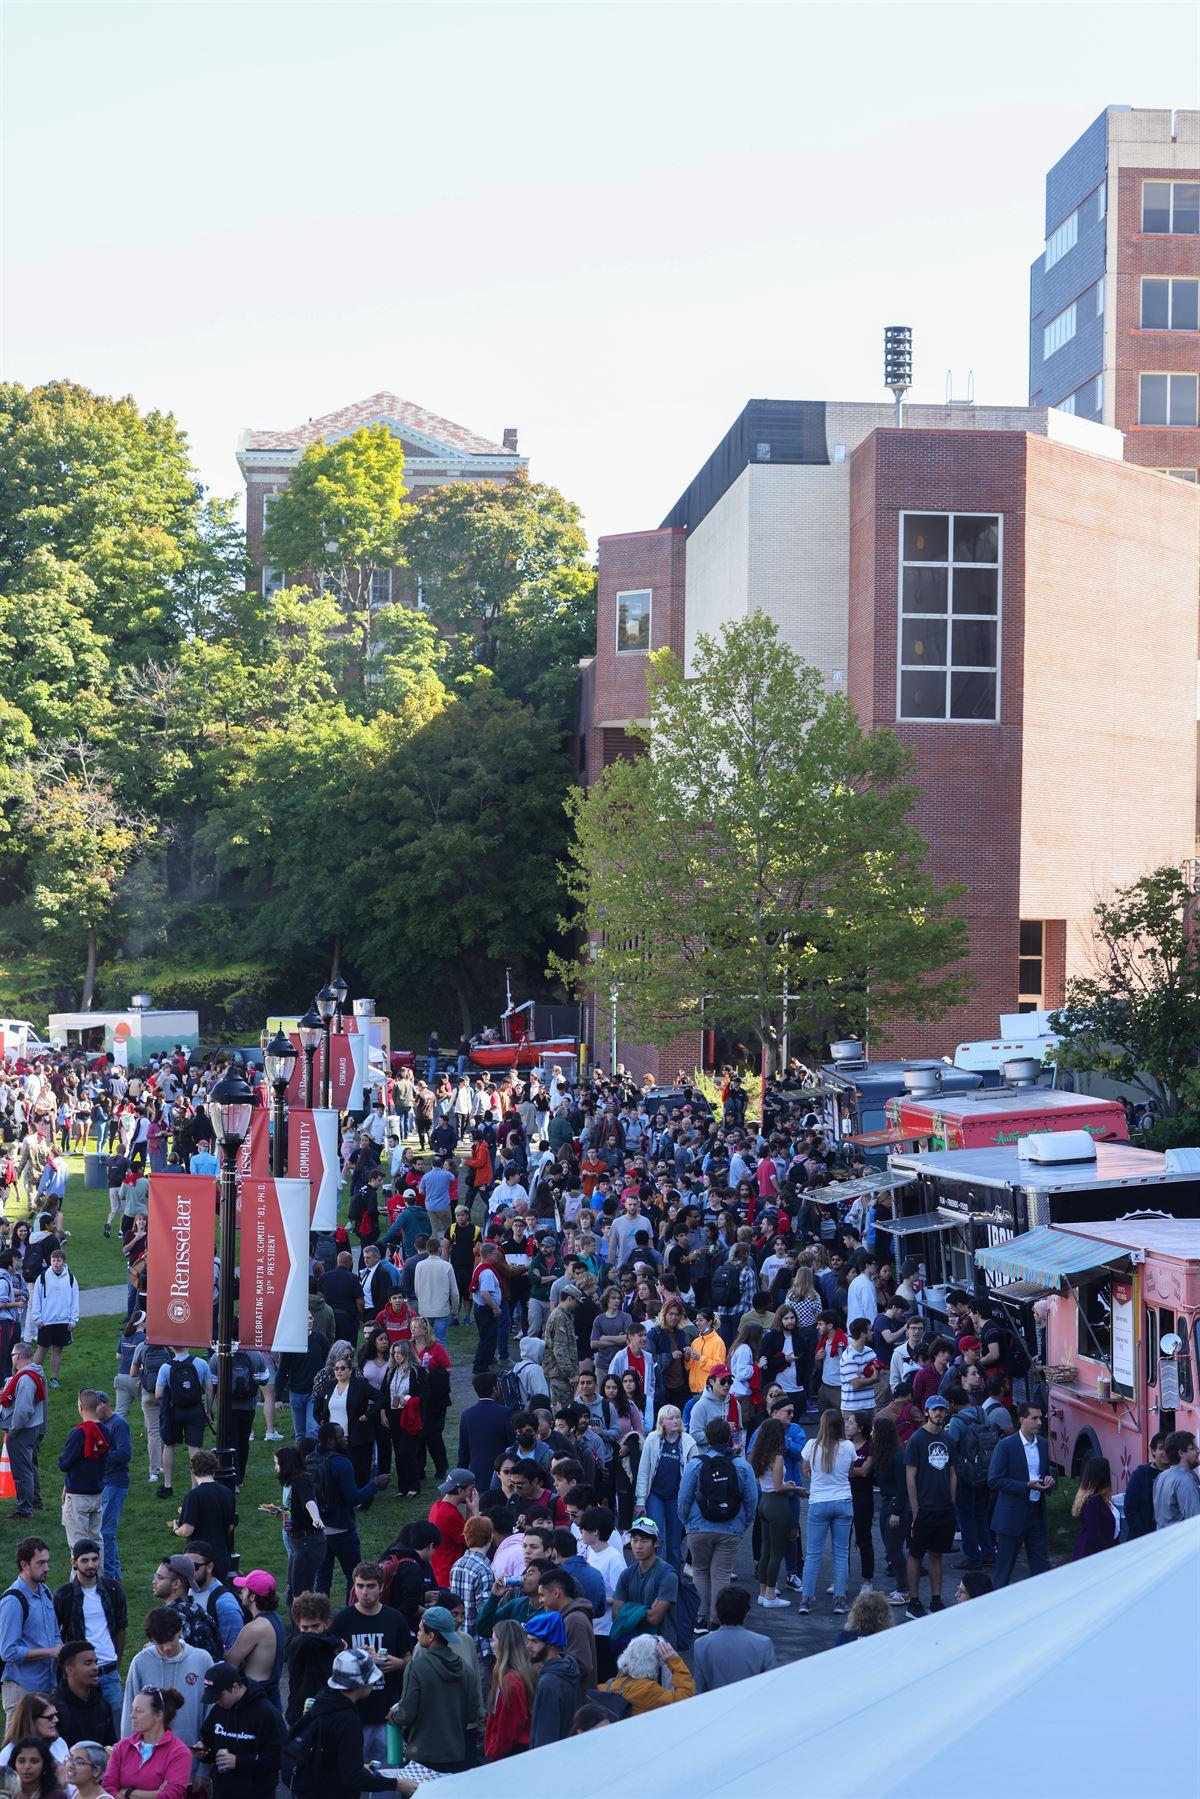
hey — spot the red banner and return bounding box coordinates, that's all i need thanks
[287,1106,340,1230]
[237,1176,310,1354]
[285,1030,367,1111]
[146,1174,217,1347]
[234,1109,271,1219]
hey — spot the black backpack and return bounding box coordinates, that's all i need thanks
[956,1411,1002,1489]
[695,1450,741,1523]
[586,1686,632,1722]
[496,1369,523,1411]
[139,1344,171,1397]
[173,1594,223,1661]
[168,1357,204,1414]
[711,1261,741,1309]
[1001,1325,1033,1379]
[306,1451,337,1521]
[230,1351,256,1408]
[282,1701,327,1795]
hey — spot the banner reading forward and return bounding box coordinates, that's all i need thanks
[287,1107,340,1231]
[285,1031,368,1112]
[146,1174,217,1347]
[238,1176,310,1354]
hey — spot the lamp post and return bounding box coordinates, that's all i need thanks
[263,1030,297,1177]
[297,1005,323,1107]
[315,984,337,1109]
[331,974,348,1032]
[206,1066,254,1527]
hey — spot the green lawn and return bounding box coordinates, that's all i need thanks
[9,1151,473,1674]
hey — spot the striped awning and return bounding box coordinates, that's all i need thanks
[975,1226,1123,1290]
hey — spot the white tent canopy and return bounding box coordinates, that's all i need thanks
[437,1519,1200,1798]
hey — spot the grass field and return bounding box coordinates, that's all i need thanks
[6,1152,472,1674]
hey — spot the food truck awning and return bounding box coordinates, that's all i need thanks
[974,1225,1125,1290]
[879,1210,964,1237]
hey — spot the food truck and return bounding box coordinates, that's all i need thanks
[975,1214,1200,1480]
[803,1042,983,1151]
[886,1076,1129,1152]
[881,1134,1200,1327]
[48,1002,200,1063]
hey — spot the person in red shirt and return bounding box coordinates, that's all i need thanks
[377,1290,414,1346]
[579,1151,606,1199]
[428,1467,478,1586]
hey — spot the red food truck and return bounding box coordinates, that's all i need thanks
[976,1213,1199,1483]
[886,1082,1128,1153]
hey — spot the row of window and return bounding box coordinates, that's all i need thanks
[1045,180,1197,271]
[1042,278,1105,359]
[1057,373,1103,418]
[262,566,394,602]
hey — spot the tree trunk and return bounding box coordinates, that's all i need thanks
[452,972,472,1036]
[330,936,342,981]
[82,925,97,1011]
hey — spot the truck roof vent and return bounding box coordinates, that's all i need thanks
[829,1039,867,1068]
[1017,1129,1097,1164]
[1001,1057,1042,1087]
[129,994,152,1011]
[902,1064,944,1097]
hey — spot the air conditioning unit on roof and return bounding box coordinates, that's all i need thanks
[1017,1130,1097,1164]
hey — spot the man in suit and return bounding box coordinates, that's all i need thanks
[988,1402,1055,1587]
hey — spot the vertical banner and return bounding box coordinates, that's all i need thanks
[285,1034,316,1107]
[1111,1279,1135,1397]
[147,1174,217,1346]
[238,1176,310,1354]
[234,1107,271,1218]
[328,1031,368,1111]
[288,1107,340,1230]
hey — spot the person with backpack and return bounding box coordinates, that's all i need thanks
[27,1251,78,1391]
[153,1348,212,1501]
[185,1544,245,1654]
[308,1422,389,1602]
[0,1537,60,1716]
[281,1647,412,1799]
[205,1349,263,1487]
[946,1383,998,1570]
[128,1340,170,1485]
[676,1417,756,1634]
[150,1557,226,1663]
[0,1346,47,1521]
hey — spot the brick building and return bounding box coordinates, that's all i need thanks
[579,399,1198,1075]
[1028,107,1199,479]
[236,392,527,596]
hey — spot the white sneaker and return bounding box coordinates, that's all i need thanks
[759,1595,789,1609]
[859,1581,873,1596]
[263,1431,283,1442]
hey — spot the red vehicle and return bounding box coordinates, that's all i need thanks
[886,1084,1128,1152]
[469,1001,576,1071]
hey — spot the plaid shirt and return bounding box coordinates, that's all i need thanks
[450,1548,494,1641]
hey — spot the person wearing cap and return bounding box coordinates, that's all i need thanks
[195,1660,284,1799]
[226,1572,285,1714]
[286,1649,413,1799]
[542,1285,582,1412]
[903,1393,957,1619]
[613,1516,679,1648]
[389,1605,472,1774]
[524,1610,579,1750]
[687,1366,741,1451]
[428,1469,478,1588]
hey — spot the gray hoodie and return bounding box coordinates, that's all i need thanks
[122,1640,213,1746]
[514,1337,549,1405]
[0,1365,46,1434]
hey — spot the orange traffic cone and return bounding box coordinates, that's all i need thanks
[0,1437,14,1500]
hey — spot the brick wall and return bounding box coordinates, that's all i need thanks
[585,528,686,782]
[1113,166,1200,472]
[1043,919,1067,1008]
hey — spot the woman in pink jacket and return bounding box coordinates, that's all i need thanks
[102,1688,191,1799]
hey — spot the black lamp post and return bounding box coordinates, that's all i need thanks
[263,1030,297,1177]
[297,1005,323,1107]
[206,1066,254,1526]
[315,983,337,1109]
[331,974,348,1032]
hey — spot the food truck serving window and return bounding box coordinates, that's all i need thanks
[1076,1277,1112,1363]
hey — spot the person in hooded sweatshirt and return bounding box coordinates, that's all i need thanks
[283,1592,345,1730]
[524,1610,579,1749]
[389,1605,472,1774]
[293,1648,410,1799]
[535,1567,597,1691]
[196,1661,284,1799]
[512,1336,550,1407]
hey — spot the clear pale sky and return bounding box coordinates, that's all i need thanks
[3,0,1196,543]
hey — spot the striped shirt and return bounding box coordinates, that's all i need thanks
[839,1342,878,1412]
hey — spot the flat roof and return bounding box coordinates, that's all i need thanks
[899,1088,1117,1118]
[890,1142,1194,1194]
[1055,1217,1200,1259]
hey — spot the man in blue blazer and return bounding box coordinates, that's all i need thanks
[988,1401,1055,1587]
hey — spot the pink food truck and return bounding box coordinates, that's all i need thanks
[980,1214,1199,1483]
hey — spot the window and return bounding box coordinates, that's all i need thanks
[1139,373,1200,427]
[1043,301,1077,358]
[1097,177,1107,220]
[1157,468,1199,482]
[1094,275,1105,317]
[261,493,278,535]
[1057,373,1104,420]
[1019,920,1044,1009]
[1045,208,1078,268]
[1077,1278,1112,1363]
[1142,181,1200,235]
[369,568,392,605]
[898,513,1001,722]
[261,567,285,598]
[615,589,652,654]
[1141,278,1199,331]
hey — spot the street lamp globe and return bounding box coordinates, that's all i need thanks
[263,1029,297,1092]
[315,984,338,1023]
[296,1006,324,1051]
[207,1067,254,1149]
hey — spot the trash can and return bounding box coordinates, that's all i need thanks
[84,1153,107,1191]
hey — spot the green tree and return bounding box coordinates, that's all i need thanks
[1049,865,1200,1130]
[20,740,152,1008]
[553,613,969,1061]
[0,551,111,737]
[261,425,411,677]
[402,474,595,718]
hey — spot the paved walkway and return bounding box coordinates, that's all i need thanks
[79,1282,128,1317]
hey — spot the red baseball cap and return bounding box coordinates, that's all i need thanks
[708,1364,732,1381]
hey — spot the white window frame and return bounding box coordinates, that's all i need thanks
[1097,177,1107,220]
[1139,372,1200,428]
[896,512,1003,725]
[261,566,285,598]
[1044,208,1078,269]
[369,568,392,605]
[615,588,652,655]
[1156,468,1199,483]
[1142,179,1200,235]
[1094,274,1104,317]
[1043,300,1077,358]
[1140,276,1199,331]
[261,492,278,534]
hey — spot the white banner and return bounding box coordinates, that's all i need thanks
[288,1106,340,1232]
[239,1176,311,1354]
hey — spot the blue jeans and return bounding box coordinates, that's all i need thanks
[426,1056,438,1083]
[101,1485,128,1580]
[399,1108,415,1140]
[802,1498,854,1602]
[645,1491,683,1568]
[432,1316,449,1347]
[97,1664,122,1719]
[290,1395,317,1441]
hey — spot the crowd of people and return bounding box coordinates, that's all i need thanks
[0,1042,1195,1793]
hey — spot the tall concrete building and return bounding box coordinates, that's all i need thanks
[580,398,1198,1075]
[1028,107,1199,479]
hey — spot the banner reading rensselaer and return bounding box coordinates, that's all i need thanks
[237,1176,310,1354]
[147,1173,217,1348]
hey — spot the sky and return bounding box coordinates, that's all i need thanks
[2,0,1197,545]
